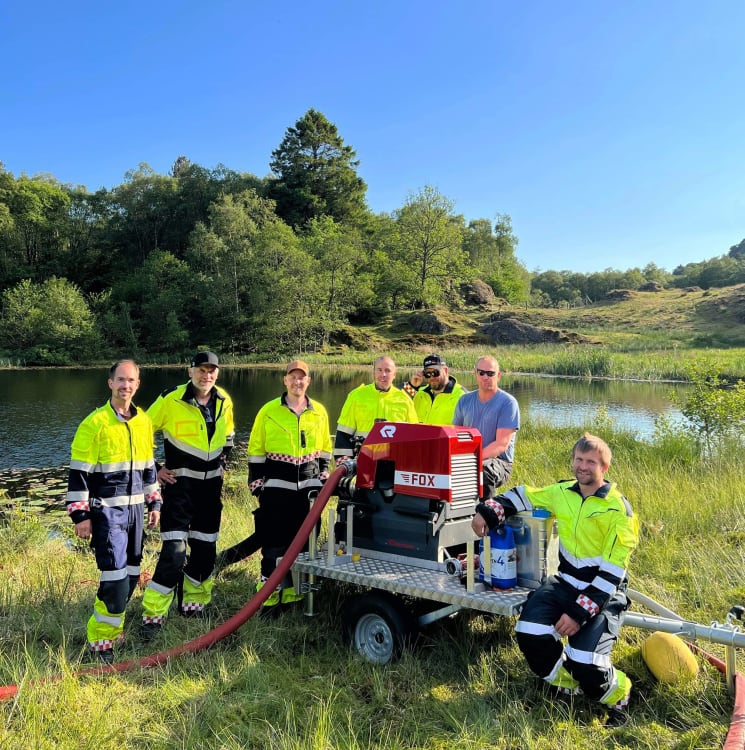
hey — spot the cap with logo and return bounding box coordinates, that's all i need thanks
[286,359,310,376]
[423,354,446,370]
[191,351,219,368]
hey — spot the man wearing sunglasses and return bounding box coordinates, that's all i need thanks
[411,353,468,425]
[452,355,520,499]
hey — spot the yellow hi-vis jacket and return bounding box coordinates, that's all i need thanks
[147,382,235,481]
[412,376,468,425]
[333,383,418,460]
[248,394,332,495]
[66,402,161,522]
[485,481,639,625]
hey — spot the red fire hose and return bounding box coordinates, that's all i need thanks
[0,462,352,702]
[686,643,745,750]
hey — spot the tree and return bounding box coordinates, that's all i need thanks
[269,109,368,228]
[0,277,100,364]
[108,164,178,265]
[463,214,529,303]
[300,216,371,344]
[728,238,745,260]
[0,173,71,282]
[671,359,745,457]
[391,186,468,308]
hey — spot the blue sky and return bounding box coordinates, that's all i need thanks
[2,1,744,273]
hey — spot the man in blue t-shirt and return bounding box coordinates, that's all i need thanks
[453,355,520,499]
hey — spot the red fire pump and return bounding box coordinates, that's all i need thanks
[334,422,484,561]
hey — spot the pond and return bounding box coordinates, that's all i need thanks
[0,365,682,474]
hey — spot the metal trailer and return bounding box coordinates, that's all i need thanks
[291,422,745,692]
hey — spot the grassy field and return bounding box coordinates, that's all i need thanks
[1,420,743,749]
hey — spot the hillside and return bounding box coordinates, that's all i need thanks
[343,284,745,352]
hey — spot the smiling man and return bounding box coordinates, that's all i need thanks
[220,359,333,610]
[66,360,161,663]
[140,351,234,640]
[411,353,468,425]
[333,355,418,462]
[471,433,639,726]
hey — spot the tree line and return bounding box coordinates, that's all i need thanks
[1,108,743,364]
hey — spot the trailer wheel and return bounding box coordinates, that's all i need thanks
[342,592,417,665]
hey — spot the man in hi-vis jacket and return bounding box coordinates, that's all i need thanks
[66,360,161,663]
[141,351,234,640]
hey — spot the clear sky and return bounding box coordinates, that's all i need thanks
[2,1,744,273]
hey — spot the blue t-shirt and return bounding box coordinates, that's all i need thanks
[452,389,520,462]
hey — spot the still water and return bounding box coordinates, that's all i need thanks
[0,366,683,471]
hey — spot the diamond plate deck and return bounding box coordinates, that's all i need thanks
[292,550,530,617]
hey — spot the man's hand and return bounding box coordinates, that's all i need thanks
[410,371,424,388]
[554,613,580,637]
[147,510,160,529]
[471,511,489,537]
[74,519,92,540]
[157,467,177,485]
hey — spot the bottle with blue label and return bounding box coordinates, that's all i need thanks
[479,524,517,589]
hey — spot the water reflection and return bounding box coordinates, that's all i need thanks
[0,367,683,471]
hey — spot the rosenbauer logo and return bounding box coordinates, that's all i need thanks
[394,471,451,489]
[380,425,397,438]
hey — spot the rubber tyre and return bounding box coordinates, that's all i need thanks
[342,591,417,665]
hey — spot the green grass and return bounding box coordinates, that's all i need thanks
[0,422,742,748]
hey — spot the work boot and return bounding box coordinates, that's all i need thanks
[140,621,162,642]
[605,707,629,727]
[604,694,631,727]
[95,648,115,665]
[180,603,207,618]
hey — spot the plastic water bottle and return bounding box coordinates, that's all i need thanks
[480,525,517,589]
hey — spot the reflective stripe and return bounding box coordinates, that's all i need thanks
[590,576,618,595]
[99,494,145,508]
[565,645,612,668]
[69,459,94,472]
[173,467,223,480]
[66,490,88,503]
[336,425,355,437]
[189,530,219,543]
[163,432,223,463]
[599,559,626,578]
[146,579,174,596]
[559,542,603,568]
[514,620,559,637]
[502,487,532,512]
[558,572,589,590]
[546,654,566,682]
[100,568,128,582]
[90,459,153,473]
[161,530,189,541]
[93,610,123,627]
[248,455,267,465]
[264,478,322,491]
[334,448,354,457]
[127,565,141,576]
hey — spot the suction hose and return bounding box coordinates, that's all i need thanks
[0,461,355,702]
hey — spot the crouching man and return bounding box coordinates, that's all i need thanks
[471,432,639,725]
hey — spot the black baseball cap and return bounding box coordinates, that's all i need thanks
[423,354,446,369]
[191,351,219,368]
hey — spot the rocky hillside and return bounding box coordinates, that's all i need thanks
[332,283,745,351]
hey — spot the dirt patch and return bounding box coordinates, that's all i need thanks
[480,318,594,345]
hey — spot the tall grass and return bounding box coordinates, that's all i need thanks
[0,423,742,749]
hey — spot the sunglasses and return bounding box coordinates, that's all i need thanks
[423,370,440,378]
[477,369,497,377]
